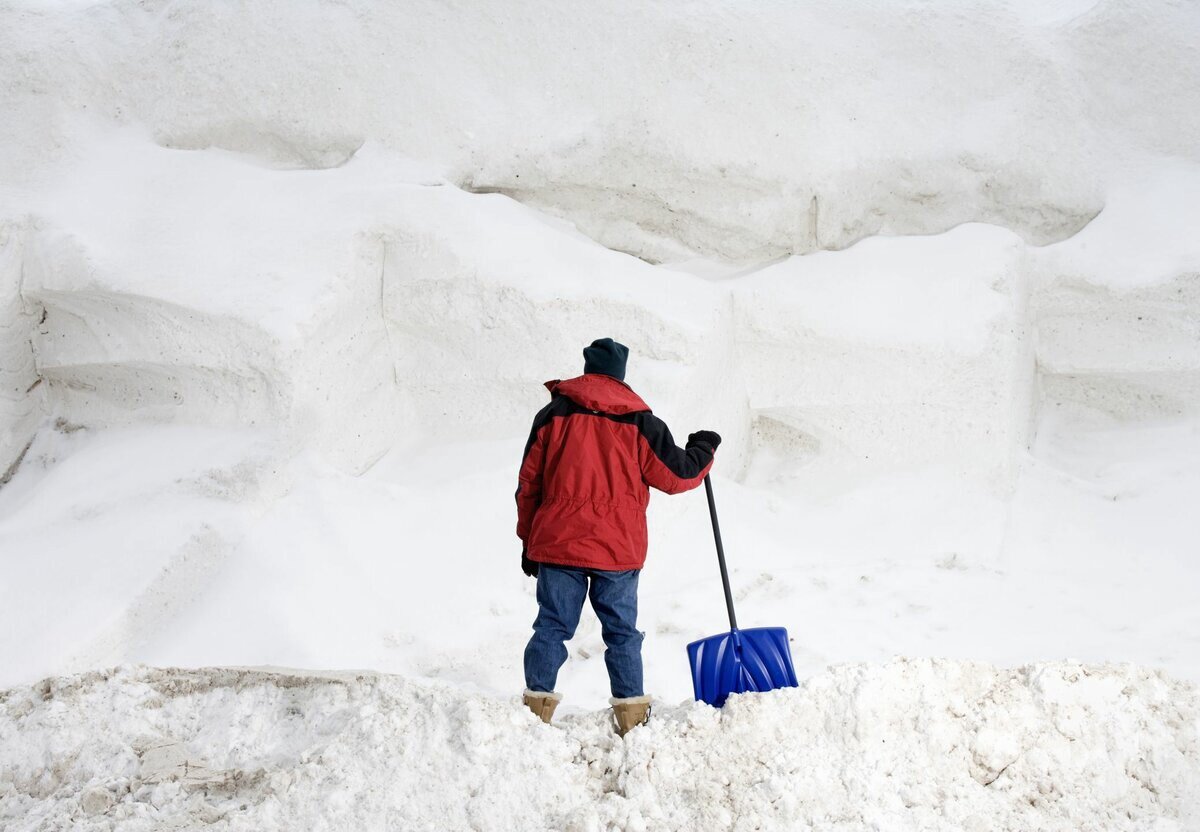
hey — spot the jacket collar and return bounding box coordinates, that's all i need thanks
[545,374,650,415]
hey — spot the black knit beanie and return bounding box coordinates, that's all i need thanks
[582,338,629,381]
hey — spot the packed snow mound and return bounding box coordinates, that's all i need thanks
[2,661,1198,831]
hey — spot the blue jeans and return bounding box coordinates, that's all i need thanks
[524,564,644,699]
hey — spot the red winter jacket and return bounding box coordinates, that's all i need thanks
[516,374,714,571]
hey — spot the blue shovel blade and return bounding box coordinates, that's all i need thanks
[686,627,799,707]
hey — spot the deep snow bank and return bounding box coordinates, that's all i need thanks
[4,120,1197,486]
[2,0,1181,260]
[2,661,1198,831]
[1,1,1199,483]
[3,0,1199,263]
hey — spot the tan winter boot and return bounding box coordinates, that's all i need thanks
[610,695,652,737]
[523,690,562,724]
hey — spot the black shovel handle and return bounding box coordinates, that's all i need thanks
[703,475,738,630]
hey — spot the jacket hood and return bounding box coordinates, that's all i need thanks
[545,374,650,415]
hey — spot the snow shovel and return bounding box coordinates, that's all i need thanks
[686,475,799,707]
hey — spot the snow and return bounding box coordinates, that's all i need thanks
[3,413,1198,707]
[5,0,1197,264]
[1,0,1199,829]
[0,225,40,477]
[738,225,1019,353]
[2,662,1197,831]
[1035,160,1200,293]
[734,223,1034,484]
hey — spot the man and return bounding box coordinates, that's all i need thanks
[516,337,721,736]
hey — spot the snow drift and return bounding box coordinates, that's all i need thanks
[2,662,1198,831]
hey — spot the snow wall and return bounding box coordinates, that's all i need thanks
[1,0,1198,489]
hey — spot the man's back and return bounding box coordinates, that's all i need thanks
[517,373,715,570]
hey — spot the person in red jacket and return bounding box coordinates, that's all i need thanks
[516,338,721,735]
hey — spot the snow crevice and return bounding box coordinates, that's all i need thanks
[154,125,365,171]
[462,168,1104,265]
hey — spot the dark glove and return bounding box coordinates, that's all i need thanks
[522,552,539,578]
[686,430,722,453]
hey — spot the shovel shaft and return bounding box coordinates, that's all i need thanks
[703,475,738,630]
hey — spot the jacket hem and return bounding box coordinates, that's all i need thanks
[528,552,646,571]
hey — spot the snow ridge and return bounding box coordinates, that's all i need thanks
[2,661,1198,831]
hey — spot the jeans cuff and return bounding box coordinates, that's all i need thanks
[609,694,651,705]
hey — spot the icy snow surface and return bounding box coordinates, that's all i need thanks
[2,663,1198,832]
